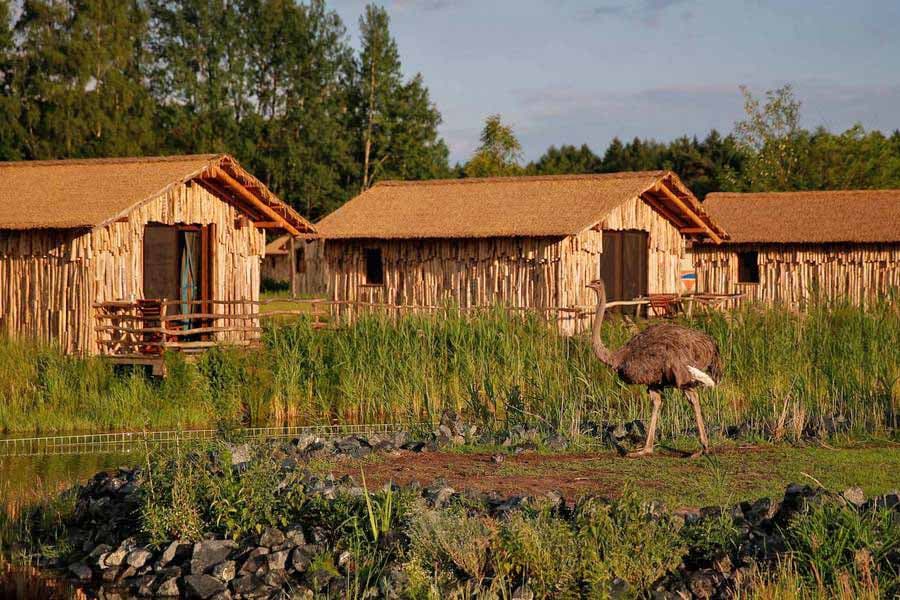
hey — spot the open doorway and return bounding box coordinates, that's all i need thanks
[143,224,215,333]
[599,230,649,309]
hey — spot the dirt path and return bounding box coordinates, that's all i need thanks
[331,443,900,507]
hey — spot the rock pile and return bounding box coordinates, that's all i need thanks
[53,462,899,600]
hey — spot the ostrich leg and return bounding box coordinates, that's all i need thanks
[627,389,662,458]
[686,389,709,458]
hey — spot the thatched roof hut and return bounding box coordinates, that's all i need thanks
[0,154,315,359]
[692,189,900,307]
[313,171,726,333]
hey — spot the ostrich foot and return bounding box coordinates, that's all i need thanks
[689,448,707,459]
[626,447,654,458]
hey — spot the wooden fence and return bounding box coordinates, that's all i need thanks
[95,292,742,365]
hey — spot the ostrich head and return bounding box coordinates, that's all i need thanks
[586,278,606,295]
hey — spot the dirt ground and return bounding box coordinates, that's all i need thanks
[330,443,900,508]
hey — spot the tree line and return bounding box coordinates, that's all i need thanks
[477,86,900,198]
[0,0,449,220]
[2,0,898,218]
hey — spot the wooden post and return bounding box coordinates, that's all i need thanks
[289,237,297,297]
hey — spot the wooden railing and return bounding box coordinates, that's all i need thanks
[94,298,329,357]
[95,292,744,357]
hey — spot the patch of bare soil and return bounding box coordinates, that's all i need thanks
[331,445,768,502]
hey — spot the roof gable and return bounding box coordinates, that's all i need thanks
[0,154,316,236]
[317,171,724,242]
[703,190,900,244]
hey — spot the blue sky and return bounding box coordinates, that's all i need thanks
[330,0,900,164]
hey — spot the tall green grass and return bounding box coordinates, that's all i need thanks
[0,301,896,437]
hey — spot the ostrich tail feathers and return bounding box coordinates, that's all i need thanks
[687,366,716,387]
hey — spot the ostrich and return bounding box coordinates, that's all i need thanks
[586,278,722,458]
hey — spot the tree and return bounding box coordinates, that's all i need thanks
[528,144,600,175]
[464,114,522,177]
[354,4,448,189]
[10,0,155,159]
[0,0,22,159]
[733,84,805,191]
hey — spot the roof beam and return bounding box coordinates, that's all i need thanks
[252,221,284,229]
[654,183,723,244]
[642,192,687,227]
[205,167,301,236]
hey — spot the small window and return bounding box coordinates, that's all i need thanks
[737,251,760,284]
[364,248,384,285]
[294,246,306,274]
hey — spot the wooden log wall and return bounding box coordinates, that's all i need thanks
[323,194,687,334]
[0,230,91,354]
[692,243,900,308]
[0,181,266,355]
[558,194,686,332]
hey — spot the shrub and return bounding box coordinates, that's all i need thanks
[407,507,497,586]
[573,491,687,595]
[781,500,899,597]
[497,509,579,597]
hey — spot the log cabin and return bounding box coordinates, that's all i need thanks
[314,172,726,333]
[0,154,316,365]
[692,190,900,307]
[262,234,326,296]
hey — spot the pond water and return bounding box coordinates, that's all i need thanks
[1,453,130,513]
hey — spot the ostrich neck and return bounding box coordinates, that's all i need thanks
[591,288,617,369]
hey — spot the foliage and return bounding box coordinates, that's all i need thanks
[781,500,900,596]
[464,114,523,177]
[0,299,898,439]
[354,4,449,190]
[574,491,687,594]
[407,507,496,585]
[0,0,449,220]
[496,508,580,597]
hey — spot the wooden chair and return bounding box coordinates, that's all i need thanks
[648,294,680,318]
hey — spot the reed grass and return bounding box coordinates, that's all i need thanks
[0,301,896,439]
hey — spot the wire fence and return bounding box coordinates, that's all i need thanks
[0,422,432,457]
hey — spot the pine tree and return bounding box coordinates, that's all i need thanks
[12,0,154,159]
[354,3,448,189]
[0,0,22,159]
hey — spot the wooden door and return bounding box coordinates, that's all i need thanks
[599,230,649,302]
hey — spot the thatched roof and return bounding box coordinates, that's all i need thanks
[703,190,900,244]
[0,154,316,236]
[265,235,291,256]
[316,171,725,242]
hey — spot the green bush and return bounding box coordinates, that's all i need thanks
[574,491,687,595]
[497,509,580,598]
[782,499,900,596]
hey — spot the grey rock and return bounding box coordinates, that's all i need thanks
[841,486,866,507]
[191,540,238,574]
[134,574,156,597]
[290,546,314,573]
[155,576,181,597]
[238,547,270,576]
[159,540,192,567]
[211,560,236,583]
[266,549,290,572]
[103,547,128,568]
[184,573,227,599]
[284,526,305,547]
[259,527,285,548]
[127,548,153,569]
[229,443,251,466]
[230,574,271,598]
[68,562,93,581]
